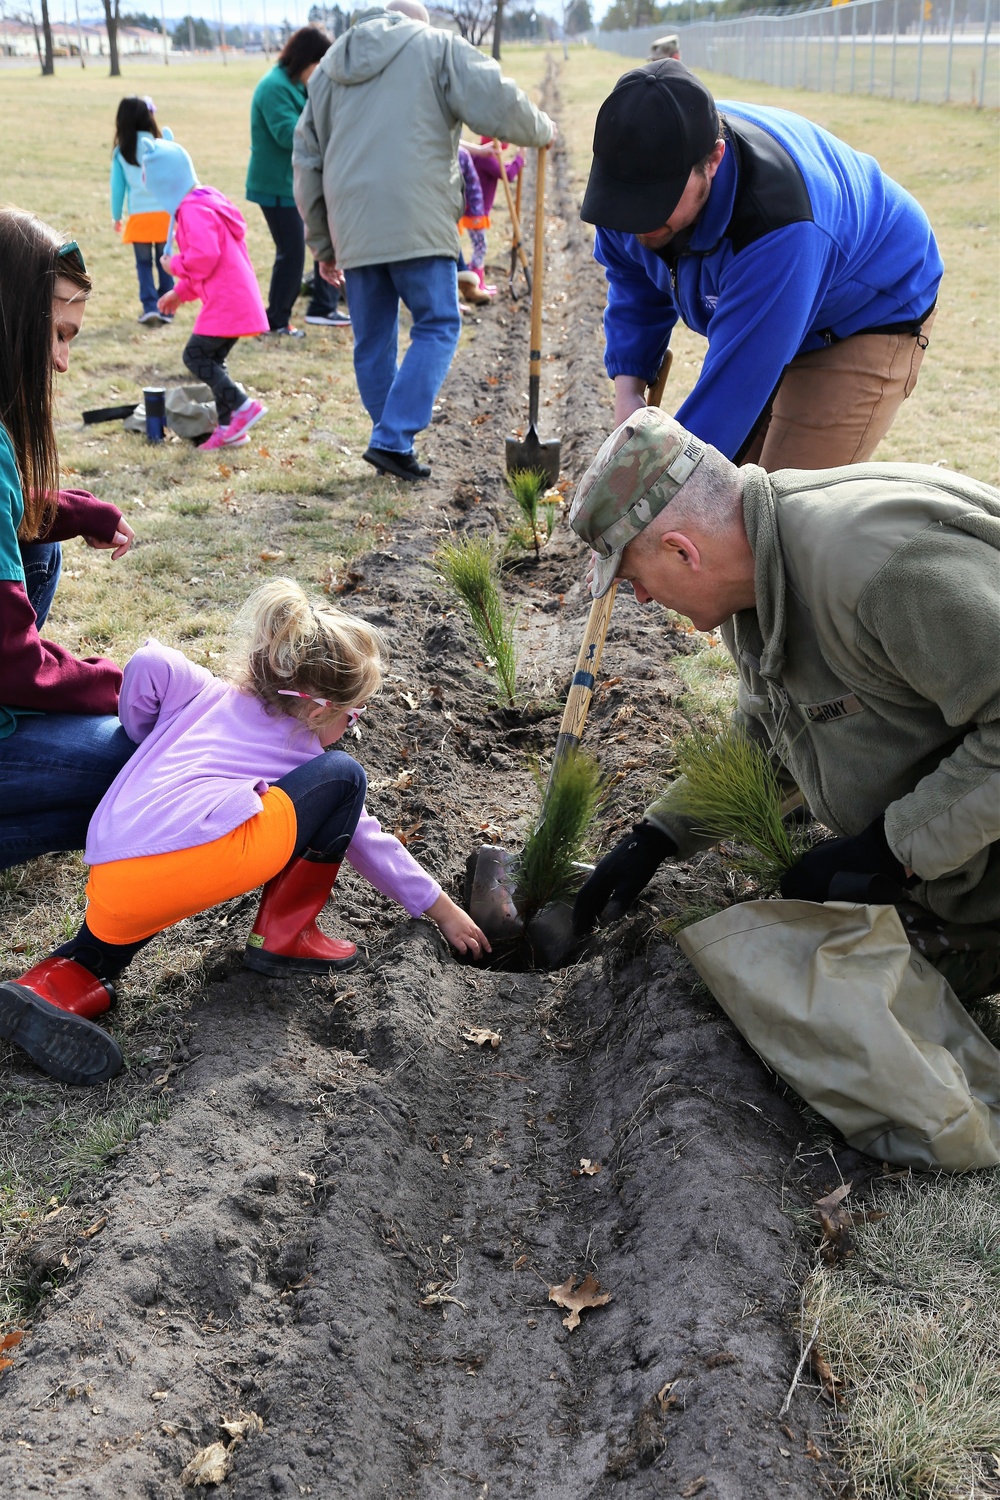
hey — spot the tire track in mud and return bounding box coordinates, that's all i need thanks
[1,61,844,1499]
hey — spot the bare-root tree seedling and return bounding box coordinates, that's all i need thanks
[670,722,811,891]
[506,468,548,560]
[436,535,518,706]
[514,748,605,922]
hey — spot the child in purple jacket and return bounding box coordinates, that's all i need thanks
[0,578,489,1087]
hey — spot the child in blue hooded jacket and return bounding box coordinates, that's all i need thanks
[110,96,176,326]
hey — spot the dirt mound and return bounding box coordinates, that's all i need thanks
[0,72,845,1498]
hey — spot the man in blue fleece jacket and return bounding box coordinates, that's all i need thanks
[581,61,943,468]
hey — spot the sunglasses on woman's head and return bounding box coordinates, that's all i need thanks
[58,240,86,273]
[277,690,366,727]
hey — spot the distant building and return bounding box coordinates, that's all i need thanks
[0,19,172,57]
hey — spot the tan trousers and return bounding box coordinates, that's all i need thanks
[740,307,936,471]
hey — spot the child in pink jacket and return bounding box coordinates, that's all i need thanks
[141,137,269,451]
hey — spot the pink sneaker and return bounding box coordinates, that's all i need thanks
[226,399,266,441]
[200,426,230,451]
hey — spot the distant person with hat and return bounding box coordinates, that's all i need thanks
[647,33,680,60]
[581,62,943,469]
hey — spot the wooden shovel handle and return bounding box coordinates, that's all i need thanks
[548,581,619,777]
[494,142,530,276]
[646,348,673,410]
[529,146,547,386]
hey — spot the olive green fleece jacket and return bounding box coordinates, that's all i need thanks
[645,463,1000,926]
[292,7,553,271]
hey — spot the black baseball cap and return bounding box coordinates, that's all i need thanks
[581,60,720,234]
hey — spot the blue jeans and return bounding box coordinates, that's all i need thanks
[344,257,461,455]
[133,242,174,316]
[0,542,135,870]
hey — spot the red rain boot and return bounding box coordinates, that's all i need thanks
[0,957,122,1086]
[243,859,357,977]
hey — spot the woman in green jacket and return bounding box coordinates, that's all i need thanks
[246,27,349,336]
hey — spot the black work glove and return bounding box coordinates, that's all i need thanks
[779,816,914,904]
[573,822,677,934]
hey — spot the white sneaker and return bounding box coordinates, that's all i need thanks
[305,311,351,327]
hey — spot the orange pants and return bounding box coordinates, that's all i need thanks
[85,786,296,944]
[741,308,937,470]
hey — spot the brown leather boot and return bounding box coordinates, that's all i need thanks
[243,859,357,976]
[0,957,122,1086]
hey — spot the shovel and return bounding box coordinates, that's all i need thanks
[494,141,531,299]
[472,350,677,965]
[505,145,560,487]
[508,163,525,291]
[467,581,619,946]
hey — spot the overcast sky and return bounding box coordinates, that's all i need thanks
[62,0,603,34]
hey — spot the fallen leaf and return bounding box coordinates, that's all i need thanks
[813,1182,885,1263]
[259,549,285,562]
[0,1359,15,1372]
[704,1350,737,1369]
[679,1479,707,1498]
[548,1273,611,1332]
[79,1216,107,1240]
[572,1159,602,1177]
[150,1389,169,1401]
[220,1411,264,1441]
[462,1027,501,1048]
[811,1347,843,1402]
[180,1441,230,1486]
[805,1437,824,1460]
[400,691,419,710]
[779,1445,792,1457]
[656,1381,679,1412]
[0,1331,24,1351]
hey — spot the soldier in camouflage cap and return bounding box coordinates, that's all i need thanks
[569,415,1000,1014]
[569,407,707,598]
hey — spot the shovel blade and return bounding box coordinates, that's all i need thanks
[466,845,525,943]
[505,429,561,488]
[526,901,578,971]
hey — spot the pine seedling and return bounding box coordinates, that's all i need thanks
[436,535,518,705]
[542,500,560,540]
[506,468,547,560]
[514,748,605,921]
[670,723,809,890]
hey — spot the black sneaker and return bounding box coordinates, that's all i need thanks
[362,446,431,481]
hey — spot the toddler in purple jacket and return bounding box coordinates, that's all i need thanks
[0,578,488,1087]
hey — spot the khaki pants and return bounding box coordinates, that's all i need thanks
[741,308,936,470]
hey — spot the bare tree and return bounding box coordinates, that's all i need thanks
[491,0,503,58]
[440,0,494,47]
[38,0,56,73]
[101,0,121,75]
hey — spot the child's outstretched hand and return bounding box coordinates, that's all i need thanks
[158,290,180,316]
[425,893,491,960]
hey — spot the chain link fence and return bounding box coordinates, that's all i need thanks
[594,0,998,108]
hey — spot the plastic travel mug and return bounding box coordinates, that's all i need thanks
[144,386,166,443]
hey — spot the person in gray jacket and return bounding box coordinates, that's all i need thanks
[293,0,554,481]
[569,407,1000,1003]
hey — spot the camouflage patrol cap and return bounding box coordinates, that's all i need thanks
[569,407,706,598]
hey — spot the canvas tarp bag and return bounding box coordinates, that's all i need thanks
[676,900,1000,1172]
[123,384,217,439]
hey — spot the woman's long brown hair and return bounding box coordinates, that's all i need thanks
[0,208,91,540]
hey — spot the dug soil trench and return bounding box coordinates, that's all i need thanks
[2,67,849,1500]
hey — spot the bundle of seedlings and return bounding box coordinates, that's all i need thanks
[669,721,811,892]
[505,469,548,560]
[436,535,518,705]
[513,747,605,925]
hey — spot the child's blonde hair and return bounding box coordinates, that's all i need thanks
[234,578,385,716]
